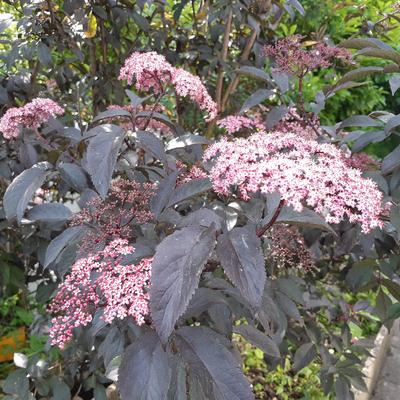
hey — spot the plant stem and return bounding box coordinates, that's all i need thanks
[256,199,285,237]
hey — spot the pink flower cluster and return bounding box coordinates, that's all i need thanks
[272,108,320,140]
[118,51,218,121]
[217,116,265,135]
[49,239,153,349]
[0,98,64,139]
[263,35,352,76]
[71,179,155,251]
[204,132,385,233]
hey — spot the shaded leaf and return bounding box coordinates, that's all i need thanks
[276,206,335,233]
[339,115,381,130]
[4,162,50,222]
[389,75,400,95]
[85,124,124,199]
[59,162,89,192]
[150,170,180,217]
[340,38,394,51]
[382,145,400,174]
[166,178,212,208]
[237,66,270,82]
[234,325,280,357]
[93,109,131,123]
[166,134,211,151]
[385,114,400,134]
[37,42,52,65]
[177,326,254,400]
[178,208,222,230]
[217,225,265,307]
[356,47,400,65]
[293,343,316,372]
[44,226,88,268]
[265,105,289,129]
[137,130,167,165]
[329,67,384,91]
[27,203,72,222]
[126,90,152,107]
[136,111,176,131]
[118,331,170,400]
[240,89,273,114]
[334,376,351,400]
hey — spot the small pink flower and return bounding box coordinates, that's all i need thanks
[0,98,64,140]
[217,116,265,135]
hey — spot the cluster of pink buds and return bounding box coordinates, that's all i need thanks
[265,225,314,271]
[344,152,380,172]
[0,98,64,139]
[71,179,155,252]
[118,51,218,121]
[176,161,208,186]
[49,239,153,349]
[272,108,320,140]
[204,131,386,233]
[263,35,352,76]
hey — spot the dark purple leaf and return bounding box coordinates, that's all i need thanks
[217,225,265,307]
[150,226,216,342]
[118,331,171,400]
[85,124,124,199]
[4,162,51,222]
[177,326,254,400]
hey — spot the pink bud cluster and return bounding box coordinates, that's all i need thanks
[0,98,64,140]
[266,225,314,271]
[217,116,265,135]
[71,179,155,251]
[263,35,352,76]
[176,164,208,186]
[345,152,379,172]
[49,239,152,349]
[204,132,385,233]
[118,51,218,121]
[272,108,320,139]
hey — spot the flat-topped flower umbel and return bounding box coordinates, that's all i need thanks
[204,131,386,233]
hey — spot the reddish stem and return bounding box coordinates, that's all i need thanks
[256,199,285,237]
